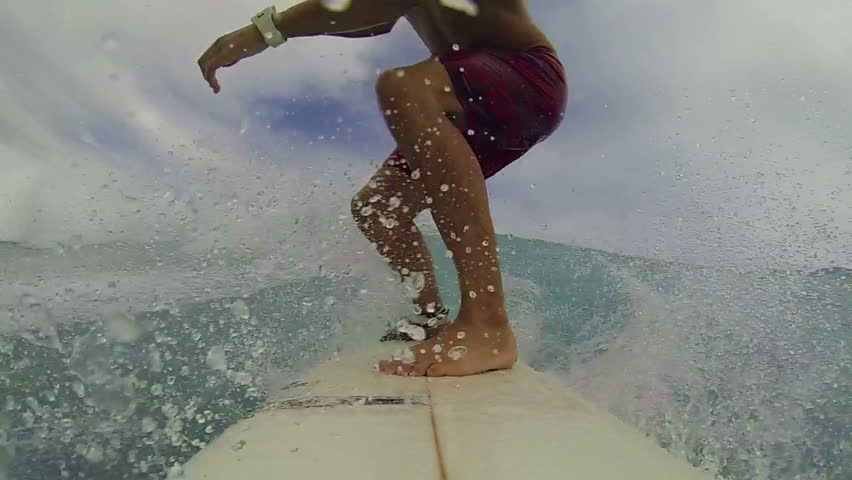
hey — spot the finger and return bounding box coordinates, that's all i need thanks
[209,68,221,94]
[198,43,222,90]
[199,61,209,86]
[198,45,215,76]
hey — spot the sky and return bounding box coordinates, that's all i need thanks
[1,0,850,270]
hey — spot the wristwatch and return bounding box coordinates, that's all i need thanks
[252,6,287,47]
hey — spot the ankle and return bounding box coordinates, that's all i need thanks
[414,299,444,316]
[458,302,509,328]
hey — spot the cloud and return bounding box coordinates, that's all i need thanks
[495,0,852,268]
[1,0,850,269]
[0,0,393,250]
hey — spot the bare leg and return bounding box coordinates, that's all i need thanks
[375,59,518,376]
[351,158,444,315]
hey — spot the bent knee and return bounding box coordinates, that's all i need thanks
[351,191,384,228]
[375,68,410,103]
[351,193,368,224]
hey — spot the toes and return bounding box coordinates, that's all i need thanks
[409,358,434,376]
[378,360,397,375]
[426,361,450,377]
[379,356,438,376]
[378,359,415,376]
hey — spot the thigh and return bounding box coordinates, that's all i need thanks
[355,150,431,221]
[382,57,468,129]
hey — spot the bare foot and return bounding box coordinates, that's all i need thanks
[378,311,518,377]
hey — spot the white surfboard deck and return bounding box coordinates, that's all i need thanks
[184,343,713,480]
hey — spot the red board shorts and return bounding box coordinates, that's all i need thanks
[388,45,567,179]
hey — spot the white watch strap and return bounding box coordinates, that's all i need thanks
[252,6,287,47]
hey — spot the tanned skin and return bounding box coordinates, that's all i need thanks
[199,1,554,376]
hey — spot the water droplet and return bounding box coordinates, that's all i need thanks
[456,331,466,339]
[487,285,495,292]
[440,0,479,16]
[103,311,141,342]
[452,43,461,51]
[102,32,120,50]
[412,272,426,292]
[467,129,475,136]
[229,300,250,320]
[206,345,227,371]
[447,346,467,360]
[398,324,425,342]
[411,169,421,179]
[440,184,449,192]
[388,196,401,210]
[379,216,398,228]
[468,290,477,298]
[141,417,157,433]
[72,381,86,398]
[432,344,443,353]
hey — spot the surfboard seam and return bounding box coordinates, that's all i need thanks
[426,387,449,480]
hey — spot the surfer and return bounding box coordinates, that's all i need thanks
[198,0,566,376]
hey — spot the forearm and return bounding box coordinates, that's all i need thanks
[273,0,416,38]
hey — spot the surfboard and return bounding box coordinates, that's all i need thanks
[183,343,714,480]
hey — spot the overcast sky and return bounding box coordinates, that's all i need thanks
[1,0,849,270]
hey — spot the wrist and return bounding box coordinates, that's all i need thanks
[253,6,287,47]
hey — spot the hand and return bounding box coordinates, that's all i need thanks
[198,24,270,94]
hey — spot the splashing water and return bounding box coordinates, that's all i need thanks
[1,234,848,479]
[440,0,479,16]
[320,0,351,13]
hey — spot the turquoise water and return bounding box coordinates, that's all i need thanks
[1,235,849,479]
